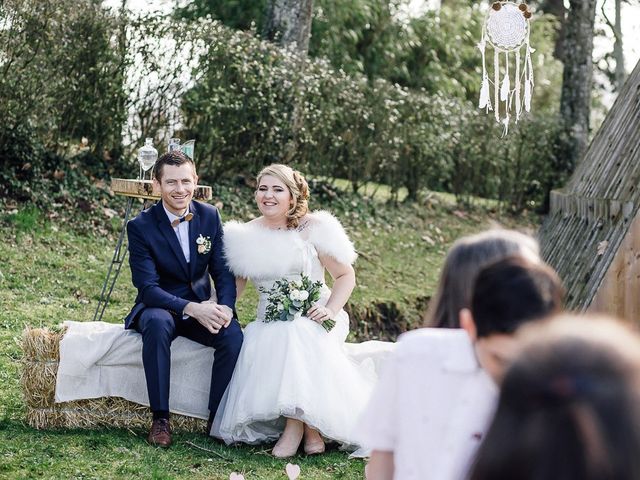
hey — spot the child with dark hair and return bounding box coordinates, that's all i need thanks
[356,256,564,480]
[425,229,539,328]
[461,256,565,383]
[470,315,640,480]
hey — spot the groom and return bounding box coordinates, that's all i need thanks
[125,150,243,448]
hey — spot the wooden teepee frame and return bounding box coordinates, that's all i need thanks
[539,59,640,319]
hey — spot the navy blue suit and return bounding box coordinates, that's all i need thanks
[125,200,242,419]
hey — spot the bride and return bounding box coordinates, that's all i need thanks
[211,164,386,457]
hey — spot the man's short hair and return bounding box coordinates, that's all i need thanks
[472,256,564,338]
[154,150,195,181]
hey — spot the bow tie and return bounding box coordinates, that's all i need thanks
[171,212,193,228]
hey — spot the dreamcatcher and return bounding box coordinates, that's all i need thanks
[478,2,534,135]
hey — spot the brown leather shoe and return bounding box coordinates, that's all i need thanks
[147,418,172,448]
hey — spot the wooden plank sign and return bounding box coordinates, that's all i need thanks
[110,178,212,201]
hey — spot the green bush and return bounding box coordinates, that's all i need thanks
[0,122,114,211]
[0,0,127,156]
[450,111,567,211]
[0,2,567,214]
[0,0,131,209]
[181,24,303,178]
[179,18,564,211]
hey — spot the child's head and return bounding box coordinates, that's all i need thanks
[459,256,564,382]
[470,315,640,480]
[425,229,539,328]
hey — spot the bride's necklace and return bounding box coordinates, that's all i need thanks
[260,218,309,232]
[262,222,288,231]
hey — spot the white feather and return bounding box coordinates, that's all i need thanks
[524,79,532,112]
[479,76,490,110]
[500,74,510,102]
[515,49,521,120]
[501,115,510,137]
[494,49,500,123]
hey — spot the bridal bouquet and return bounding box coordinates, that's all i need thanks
[260,275,335,332]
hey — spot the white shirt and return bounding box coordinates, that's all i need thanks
[355,328,498,480]
[163,205,190,263]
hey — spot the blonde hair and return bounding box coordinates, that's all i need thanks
[256,164,310,228]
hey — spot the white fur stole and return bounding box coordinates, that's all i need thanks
[307,210,357,265]
[223,211,356,279]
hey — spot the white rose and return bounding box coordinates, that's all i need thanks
[298,290,309,301]
[289,290,301,301]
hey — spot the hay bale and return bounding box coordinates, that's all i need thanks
[21,326,206,432]
[21,326,64,409]
[22,325,63,361]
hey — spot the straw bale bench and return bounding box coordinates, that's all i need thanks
[21,326,206,432]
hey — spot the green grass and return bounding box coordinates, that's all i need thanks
[0,190,538,479]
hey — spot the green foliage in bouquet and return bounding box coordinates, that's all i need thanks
[259,275,335,331]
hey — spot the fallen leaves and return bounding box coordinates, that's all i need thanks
[597,240,608,256]
[285,463,301,479]
[421,235,435,246]
[227,462,300,480]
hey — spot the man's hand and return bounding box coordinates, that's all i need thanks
[217,304,233,327]
[202,300,233,328]
[184,302,233,334]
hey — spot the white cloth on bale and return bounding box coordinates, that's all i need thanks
[55,320,213,419]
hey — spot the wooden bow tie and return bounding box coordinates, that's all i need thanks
[171,212,193,228]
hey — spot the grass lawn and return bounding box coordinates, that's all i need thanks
[0,187,538,479]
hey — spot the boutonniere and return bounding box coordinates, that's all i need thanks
[196,234,212,254]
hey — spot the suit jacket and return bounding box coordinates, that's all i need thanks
[124,200,236,329]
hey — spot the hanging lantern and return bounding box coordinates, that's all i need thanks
[478,2,534,135]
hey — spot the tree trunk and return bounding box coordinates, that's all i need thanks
[539,0,566,60]
[264,0,314,55]
[559,0,597,171]
[613,0,625,91]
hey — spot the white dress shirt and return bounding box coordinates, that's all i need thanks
[163,205,190,263]
[355,328,498,480]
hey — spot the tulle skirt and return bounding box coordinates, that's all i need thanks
[212,311,388,450]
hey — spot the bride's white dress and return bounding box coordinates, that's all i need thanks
[212,211,393,450]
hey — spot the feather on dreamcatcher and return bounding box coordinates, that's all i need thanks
[478,2,534,135]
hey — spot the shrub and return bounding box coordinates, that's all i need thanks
[0,3,567,214]
[0,0,128,156]
[180,18,564,211]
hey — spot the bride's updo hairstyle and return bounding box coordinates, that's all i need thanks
[256,164,309,229]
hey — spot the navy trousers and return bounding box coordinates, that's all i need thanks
[134,308,243,417]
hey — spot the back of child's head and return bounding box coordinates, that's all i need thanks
[471,256,564,338]
[426,229,539,328]
[470,315,640,480]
